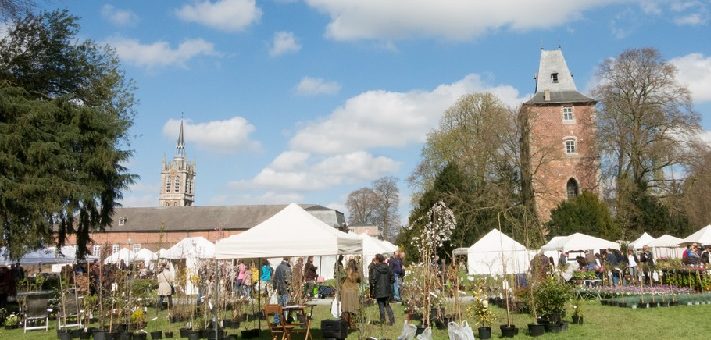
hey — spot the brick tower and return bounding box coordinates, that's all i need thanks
[521,49,599,221]
[159,119,196,207]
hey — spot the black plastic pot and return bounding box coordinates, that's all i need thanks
[478,326,492,339]
[71,329,84,338]
[164,331,173,338]
[415,326,426,335]
[150,331,162,339]
[572,315,580,324]
[649,301,659,308]
[58,330,73,340]
[500,324,516,338]
[93,330,109,340]
[240,329,260,339]
[187,331,200,340]
[133,333,147,340]
[548,323,562,333]
[559,321,569,331]
[119,332,132,340]
[179,328,190,338]
[578,316,584,324]
[528,324,545,337]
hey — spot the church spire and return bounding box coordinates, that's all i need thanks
[176,115,185,158]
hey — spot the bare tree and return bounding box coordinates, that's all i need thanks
[681,143,711,228]
[345,187,378,226]
[593,48,700,192]
[372,176,400,241]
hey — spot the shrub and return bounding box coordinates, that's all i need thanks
[533,277,571,322]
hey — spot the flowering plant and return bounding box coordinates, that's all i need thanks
[468,282,495,327]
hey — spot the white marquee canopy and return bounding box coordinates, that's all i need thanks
[467,229,530,275]
[215,203,362,259]
[682,225,711,246]
[541,233,619,252]
[631,232,656,249]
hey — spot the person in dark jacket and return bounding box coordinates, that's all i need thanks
[370,254,395,325]
[388,251,404,301]
[272,257,292,306]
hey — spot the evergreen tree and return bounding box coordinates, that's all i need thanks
[0,10,136,259]
[547,191,620,240]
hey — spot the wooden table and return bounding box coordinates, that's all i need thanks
[282,305,312,340]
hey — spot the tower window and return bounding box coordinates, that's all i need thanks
[174,177,180,192]
[165,177,171,192]
[566,178,579,199]
[564,138,577,154]
[562,106,574,122]
[551,72,559,83]
[111,244,119,255]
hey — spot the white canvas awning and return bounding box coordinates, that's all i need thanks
[541,233,619,252]
[648,235,683,248]
[467,229,530,275]
[631,232,656,249]
[1,246,96,266]
[161,237,215,263]
[682,225,711,246]
[215,203,362,259]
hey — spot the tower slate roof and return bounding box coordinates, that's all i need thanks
[526,49,594,105]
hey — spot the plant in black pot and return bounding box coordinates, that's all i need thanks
[533,277,571,332]
[467,285,495,340]
[3,313,20,329]
[571,300,584,324]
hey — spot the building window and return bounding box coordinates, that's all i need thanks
[564,138,577,154]
[118,217,127,226]
[187,179,192,194]
[132,244,141,253]
[111,244,119,255]
[566,178,579,199]
[551,72,559,83]
[562,106,574,122]
[165,176,171,192]
[174,177,180,192]
[93,245,102,257]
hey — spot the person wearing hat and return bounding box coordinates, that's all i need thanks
[157,262,175,310]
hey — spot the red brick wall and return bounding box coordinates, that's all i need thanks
[525,103,599,221]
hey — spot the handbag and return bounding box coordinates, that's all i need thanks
[170,283,175,295]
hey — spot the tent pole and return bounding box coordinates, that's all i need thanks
[258,257,261,331]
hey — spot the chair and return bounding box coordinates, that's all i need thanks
[264,304,289,340]
[23,297,49,333]
[57,294,83,330]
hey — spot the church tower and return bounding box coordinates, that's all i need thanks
[159,119,196,207]
[521,49,599,221]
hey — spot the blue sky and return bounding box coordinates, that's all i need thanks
[40,1,711,221]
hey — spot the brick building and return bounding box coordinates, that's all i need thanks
[521,49,599,221]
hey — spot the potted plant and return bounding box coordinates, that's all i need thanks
[3,313,20,329]
[571,302,583,324]
[468,284,495,340]
[533,277,571,326]
[130,308,146,330]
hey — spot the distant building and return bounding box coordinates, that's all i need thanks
[521,49,599,221]
[159,119,196,207]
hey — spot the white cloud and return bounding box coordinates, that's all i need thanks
[289,74,525,154]
[674,13,708,25]
[295,77,341,96]
[176,0,261,32]
[234,151,400,191]
[163,117,260,153]
[305,0,620,41]
[101,4,138,27]
[209,191,304,205]
[269,31,301,57]
[108,37,217,68]
[671,53,711,102]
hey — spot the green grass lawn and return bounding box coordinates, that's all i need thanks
[4,300,711,339]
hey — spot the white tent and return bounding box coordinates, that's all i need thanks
[358,233,395,277]
[648,235,683,248]
[215,203,362,259]
[381,240,399,253]
[134,248,158,264]
[541,233,619,252]
[104,248,133,264]
[1,246,96,266]
[467,229,530,275]
[161,237,215,261]
[682,225,711,246]
[540,236,568,252]
[648,235,684,259]
[631,232,656,249]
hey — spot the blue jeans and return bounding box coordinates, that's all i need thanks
[278,294,289,307]
[392,276,401,301]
